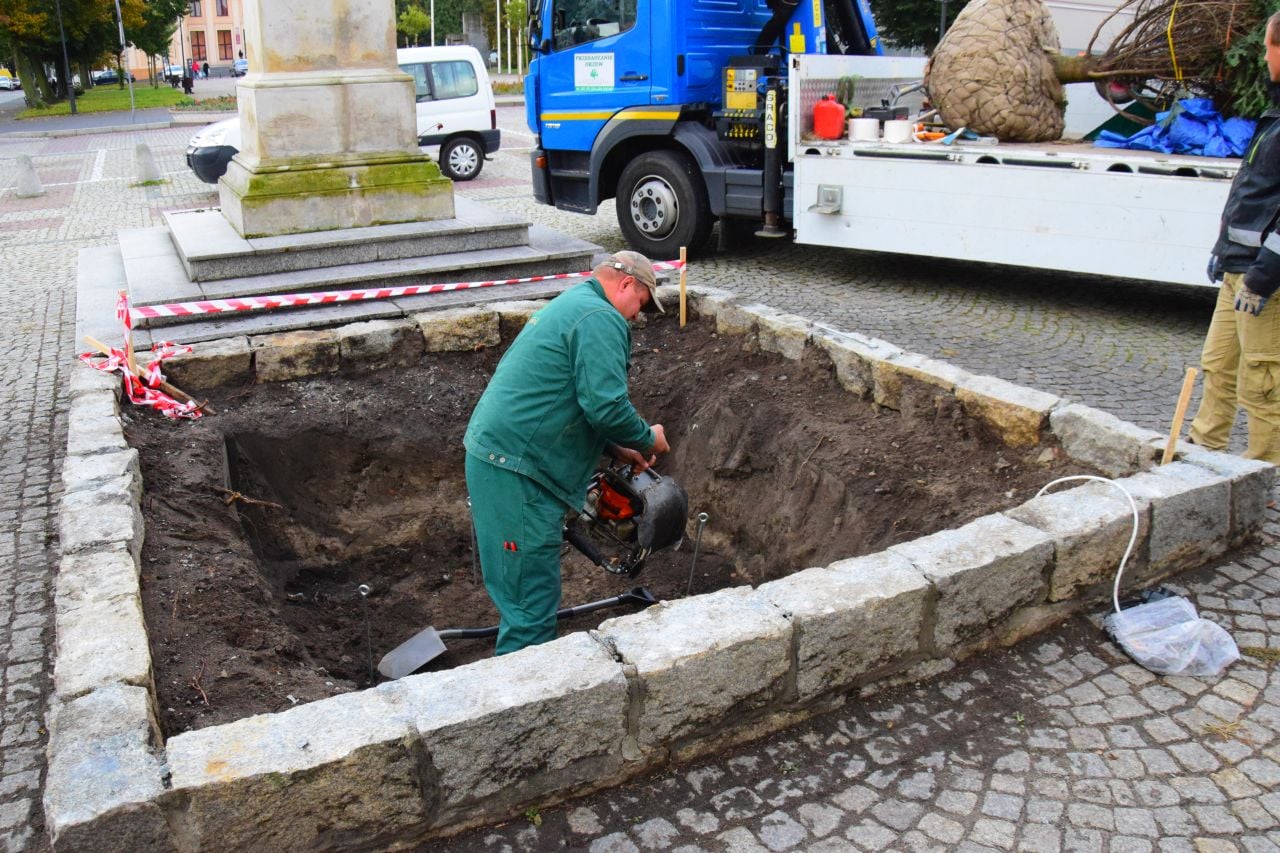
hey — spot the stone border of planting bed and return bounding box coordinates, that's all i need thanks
[45,285,1272,852]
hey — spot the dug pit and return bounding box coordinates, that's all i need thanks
[129,314,1094,735]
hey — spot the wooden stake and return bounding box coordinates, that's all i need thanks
[82,335,214,415]
[679,246,688,328]
[119,290,137,377]
[1161,366,1198,465]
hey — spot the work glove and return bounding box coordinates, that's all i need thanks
[1207,254,1221,283]
[1235,285,1269,316]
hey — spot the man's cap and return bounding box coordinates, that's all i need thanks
[606,250,663,313]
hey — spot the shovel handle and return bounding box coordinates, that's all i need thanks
[439,587,660,639]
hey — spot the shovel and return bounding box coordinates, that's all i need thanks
[376,586,659,679]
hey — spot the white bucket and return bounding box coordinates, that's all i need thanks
[848,118,879,142]
[884,119,912,144]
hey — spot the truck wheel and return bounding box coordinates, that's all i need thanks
[617,151,712,258]
[440,137,483,181]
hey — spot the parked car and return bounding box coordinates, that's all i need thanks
[163,65,185,85]
[92,69,134,84]
[0,72,19,91]
[186,45,499,184]
[231,58,249,77]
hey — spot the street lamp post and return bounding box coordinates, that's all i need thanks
[430,0,436,45]
[938,0,949,43]
[52,0,76,114]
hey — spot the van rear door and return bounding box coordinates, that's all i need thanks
[400,53,492,144]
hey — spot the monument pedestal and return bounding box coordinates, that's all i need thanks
[219,152,453,238]
[220,1,453,239]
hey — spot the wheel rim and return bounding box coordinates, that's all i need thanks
[448,144,479,178]
[628,174,679,239]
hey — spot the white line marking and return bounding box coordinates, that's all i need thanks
[90,148,106,181]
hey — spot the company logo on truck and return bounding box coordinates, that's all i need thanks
[574,53,614,91]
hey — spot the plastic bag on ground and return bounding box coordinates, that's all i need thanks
[1102,595,1239,676]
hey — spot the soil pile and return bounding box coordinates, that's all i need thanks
[129,315,1089,734]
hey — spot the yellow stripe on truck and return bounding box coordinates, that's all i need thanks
[540,110,681,122]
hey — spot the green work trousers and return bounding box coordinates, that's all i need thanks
[465,453,566,655]
[1189,272,1280,464]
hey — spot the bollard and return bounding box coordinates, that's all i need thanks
[134,143,162,184]
[14,154,43,198]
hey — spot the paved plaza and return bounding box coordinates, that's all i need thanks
[0,104,1276,852]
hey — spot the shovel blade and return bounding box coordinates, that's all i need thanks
[377,626,448,679]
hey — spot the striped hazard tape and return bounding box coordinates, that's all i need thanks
[131,260,687,321]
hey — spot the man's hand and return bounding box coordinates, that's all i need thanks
[649,424,670,455]
[612,445,654,472]
[1235,286,1270,316]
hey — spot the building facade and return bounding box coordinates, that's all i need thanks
[125,0,246,79]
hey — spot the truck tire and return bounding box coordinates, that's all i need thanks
[617,151,713,258]
[440,137,483,181]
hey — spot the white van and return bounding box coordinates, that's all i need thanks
[186,45,500,183]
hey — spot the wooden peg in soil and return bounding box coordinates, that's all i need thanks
[118,290,137,377]
[82,335,215,415]
[1161,366,1198,465]
[679,246,688,328]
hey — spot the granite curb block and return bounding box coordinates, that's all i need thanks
[48,284,1271,850]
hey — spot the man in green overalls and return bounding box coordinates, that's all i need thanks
[463,251,672,654]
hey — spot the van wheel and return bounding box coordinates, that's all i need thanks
[616,150,712,259]
[440,137,483,181]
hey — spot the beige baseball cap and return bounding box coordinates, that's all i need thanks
[606,250,663,313]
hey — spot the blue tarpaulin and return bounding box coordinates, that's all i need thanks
[1094,98,1255,158]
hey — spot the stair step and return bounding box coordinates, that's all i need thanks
[126,223,599,337]
[156,196,530,282]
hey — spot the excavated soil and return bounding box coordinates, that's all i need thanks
[128,314,1090,735]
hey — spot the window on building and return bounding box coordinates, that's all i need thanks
[191,30,207,61]
[218,30,232,60]
[189,1,202,16]
[216,0,228,15]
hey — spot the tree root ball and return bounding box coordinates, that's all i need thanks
[925,0,1066,142]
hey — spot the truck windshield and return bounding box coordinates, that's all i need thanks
[551,0,636,51]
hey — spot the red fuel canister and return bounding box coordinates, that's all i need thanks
[814,94,845,140]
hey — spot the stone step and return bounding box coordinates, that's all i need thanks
[120,223,599,339]
[155,196,530,282]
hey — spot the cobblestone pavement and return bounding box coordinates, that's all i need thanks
[0,107,1273,851]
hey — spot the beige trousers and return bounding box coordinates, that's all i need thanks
[1188,272,1280,463]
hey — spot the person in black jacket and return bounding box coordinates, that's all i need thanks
[1189,11,1280,464]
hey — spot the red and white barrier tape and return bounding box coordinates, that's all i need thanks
[129,259,686,321]
[79,293,203,419]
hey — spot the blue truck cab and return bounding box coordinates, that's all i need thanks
[526,0,880,256]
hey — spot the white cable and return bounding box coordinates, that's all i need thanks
[1034,475,1140,614]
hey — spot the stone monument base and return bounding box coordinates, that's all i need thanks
[218,153,454,239]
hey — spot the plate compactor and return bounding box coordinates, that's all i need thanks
[377,464,689,679]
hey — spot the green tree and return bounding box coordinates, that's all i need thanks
[132,0,188,85]
[398,5,431,46]
[869,0,970,52]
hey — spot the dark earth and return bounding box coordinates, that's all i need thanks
[126,312,1093,736]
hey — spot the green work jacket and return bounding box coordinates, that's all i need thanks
[463,278,656,509]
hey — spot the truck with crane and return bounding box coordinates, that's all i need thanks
[522,0,1238,288]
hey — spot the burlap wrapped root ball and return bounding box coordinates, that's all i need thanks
[925,0,1066,142]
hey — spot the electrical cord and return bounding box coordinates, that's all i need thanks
[1034,476,1140,615]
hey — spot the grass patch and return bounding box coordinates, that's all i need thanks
[493,79,524,96]
[1241,646,1280,665]
[171,94,237,112]
[18,85,187,118]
